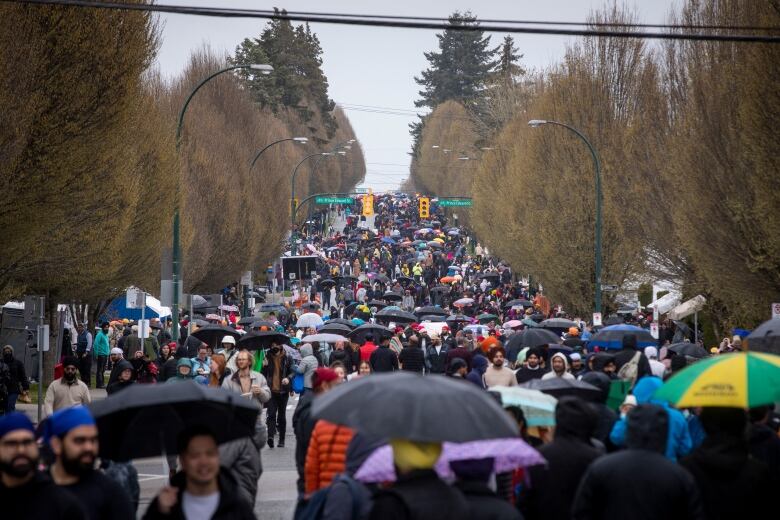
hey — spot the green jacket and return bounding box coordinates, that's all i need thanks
[93,330,111,357]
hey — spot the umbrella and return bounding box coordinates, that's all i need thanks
[249,320,277,330]
[440,276,456,283]
[382,291,403,302]
[427,241,443,249]
[191,325,242,349]
[446,314,471,325]
[746,319,780,355]
[258,303,286,313]
[312,373,518,442]
[588,324,656,350]
[429,285,451,294]
[529,313,545,323]
[521,318,540,328]
[367,273,390,283]
[375,308,418,324]
[477,313,499,323]
[414,306,449,318]
[503,320,523,329]
[300,302,321,312]
[319,323,353,336]
[419,315,447,322]
[396,276,415,286]
[295,312,324,329]
[490,386,558,427]
[505,299,533,308]
[505,328,560,350]
[365,300,389,311]
[521,378,603,400]
[668,342,709,359]
[237,331,290,350]
[453,297,475,307]
[191,295,209,308]
[605,315,625,325]
[348,323,394,342]
[653,352,780,408]
[237,316,256,327]
[325,318,357,329]
[355,438,545,483]
[317,279,336,289]
[480,272,500,280]
[89,381,260,461]
[381,237,396,245]
[301,333,349,344]
[540,318,577,332]
[204,313,223,322]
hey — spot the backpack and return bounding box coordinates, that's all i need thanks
[294,473,366,520]
[617,351,642,385]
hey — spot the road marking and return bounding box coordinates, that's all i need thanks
[137,474,168,482]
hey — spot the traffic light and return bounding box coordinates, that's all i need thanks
[419,197,430,219]
[362,194,374,216]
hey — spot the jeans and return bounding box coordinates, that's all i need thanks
[6,393,18,413]
[95,355,108,388]
[266,392,289,441]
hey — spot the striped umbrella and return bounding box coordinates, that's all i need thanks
[653,352,780,408]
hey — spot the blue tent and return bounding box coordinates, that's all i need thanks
[101,291,171,321]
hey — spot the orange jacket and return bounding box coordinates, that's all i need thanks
[304,420,355,494]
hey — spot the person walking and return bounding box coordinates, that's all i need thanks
[0,412,85,519]
[2,345,29,413]
[304,420,354,495]
[399,338,425,373]
[425,333,448,374]
[45,406,135,520]
[74,322,93,388]
[106,360,135,395]
[515,348,547,383]
[369,337,399,373]
[261,343,296,448]
[92,322,111,389]
[482,347,516,388]
[572,405,704,520]
[296,344,320,393]
[43,357,91,417]
[541,353,575,380]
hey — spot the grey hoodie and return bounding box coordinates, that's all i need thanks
[296,343,319,389]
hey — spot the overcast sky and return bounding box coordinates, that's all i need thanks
[155,1,675,190]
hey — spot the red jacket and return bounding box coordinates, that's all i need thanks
[359,342,378,362]
[304,420,354,494]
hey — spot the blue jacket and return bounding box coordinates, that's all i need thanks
[609,376,692,461]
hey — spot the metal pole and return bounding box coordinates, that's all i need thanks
[140,292,146,353]
[290,152,330,241]
[172,64,254,342]
[36,296,44,422]
[543,121,602,314]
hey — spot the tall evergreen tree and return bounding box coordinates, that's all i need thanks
[414,12,496,109]
[494,35,525,84]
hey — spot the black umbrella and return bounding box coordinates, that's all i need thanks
[375,308,418,324]
[605,315,625,325]
[191,325,242,350]
[365,300,389,310]
[300,302,321,311]
[237,331,290,350]
[369,273,390,283]
[89,381,259,461]
[480,272,500,279]
[429,285,451,294]
[446,314,471,325]
[312,372,517,443]
[504,299,533,308]
[319,323,354,335]
[529,313,546,323]
[520,378,603,400]
[343,302,361,316]
[335,275,358,285]
[349,323,394,343]
[249,320,277,330]
[419,315,446,322]
[237,316,256,327]
[747,319,780,355]
[325,318,357,329]
[396,276,415,286]
[540,318,577,335]
[668,342,709,359]
[318,279,337,290]
[505,328,561,350]
[382,291,403,302]
[414,306,449,318]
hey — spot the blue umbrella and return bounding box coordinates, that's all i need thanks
[588,324,656,350]
[381,237,396,245]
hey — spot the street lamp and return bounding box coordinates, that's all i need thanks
[290,152,335,232]
[528,119,603,314]
[249,137,308,170]
[170,63,273,340]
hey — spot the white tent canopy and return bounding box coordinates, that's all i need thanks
[669,295,707,321]
[648,291,681,315]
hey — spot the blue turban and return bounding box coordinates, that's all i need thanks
[42,406,95,446]
[0,412,35,438]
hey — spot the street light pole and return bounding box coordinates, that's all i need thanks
[528,119,603,314]
[250,137,308,170]
[290,152,333,247]
[171,63,272,341]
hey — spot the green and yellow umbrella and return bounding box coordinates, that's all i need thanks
[654,352,780,408]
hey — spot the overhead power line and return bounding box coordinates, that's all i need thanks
[7,0,780,43]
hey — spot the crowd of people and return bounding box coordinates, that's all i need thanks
[1,192,778,519]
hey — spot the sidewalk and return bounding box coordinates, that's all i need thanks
[15,387,107,423]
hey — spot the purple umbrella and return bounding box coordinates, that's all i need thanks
[354,438,545,482]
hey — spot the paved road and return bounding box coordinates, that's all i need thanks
[19,389,300,519]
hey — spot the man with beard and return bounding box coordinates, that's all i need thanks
[0,412,84,518]
[44,406,134,520]
[515,348,547,384]
[262,341,296,448]
[44,357,91,417]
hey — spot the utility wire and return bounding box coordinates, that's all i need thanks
[7,0,780,43]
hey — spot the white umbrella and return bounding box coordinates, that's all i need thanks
[295,312,324,329]
[453,297,474,307]
[301,333,348,343]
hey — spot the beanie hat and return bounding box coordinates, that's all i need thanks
[313,368,339,390]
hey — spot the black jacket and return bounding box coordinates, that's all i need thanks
[398,346,425,373]
[261,349,296,393]
[515,366,546,384]
[748,422,780,483]
[445,347,472,372]
[425,345,448,374]
[293,391,316,494]
[369,346,398,373]
[613,348,651,381]
[144,470,254,520]
[572,449,703,520]
[455,480,522,520]
[330,348,354,373]
[680,434,773,520]
[0,471,84,519]
[3,355,28,393]
[369,469,470,520]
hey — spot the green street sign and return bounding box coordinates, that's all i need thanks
[438,198,473,207]
[315,196,354,205]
